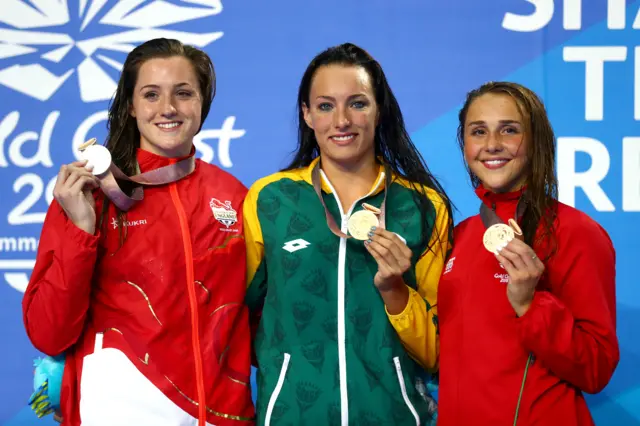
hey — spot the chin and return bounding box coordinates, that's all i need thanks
[145,140,192,156]
[483,180,521,193]
[328,146,370,162]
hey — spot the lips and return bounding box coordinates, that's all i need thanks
[329,133,357,145]
[482,159,510,170]
[156,121,182,130]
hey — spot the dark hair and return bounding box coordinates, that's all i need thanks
[99,38,216,242]
[457,81,558,258]
[286,42,453,254]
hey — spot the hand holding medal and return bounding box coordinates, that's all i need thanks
[75,137,196,213]
[358,203,413,293]
[52,143,101,234]
[484,220,545,316]
[310,164,411,306]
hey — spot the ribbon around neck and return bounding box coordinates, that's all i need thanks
[310,161,391,239]
[79,138,195,212]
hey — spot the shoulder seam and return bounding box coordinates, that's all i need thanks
[249,169,308,197]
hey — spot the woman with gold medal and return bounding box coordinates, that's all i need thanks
[243,43,453,425]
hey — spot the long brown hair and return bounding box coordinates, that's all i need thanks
[98,38,216,243]
[457,81,558,258]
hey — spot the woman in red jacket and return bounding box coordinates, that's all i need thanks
[437,82,619,425]
[22,38,254,426]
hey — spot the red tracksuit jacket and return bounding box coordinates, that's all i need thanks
[22,148,255,425]
[437,186,619,426]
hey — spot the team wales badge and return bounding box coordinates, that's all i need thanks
[210,198,238,230]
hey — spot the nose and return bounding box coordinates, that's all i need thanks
[161,96,177,117]
[334,106,351,129]
[485,131,503,153]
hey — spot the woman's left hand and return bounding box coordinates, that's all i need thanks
[495,238,545,317]
[364,227,412,292]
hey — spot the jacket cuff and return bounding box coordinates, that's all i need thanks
[518,291,558,319]
[61,212,100,248]
[517,291,564,345]
[385,286,421,331]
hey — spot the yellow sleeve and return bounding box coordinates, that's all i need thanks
[243,185,266,310]
[386,193,452,371]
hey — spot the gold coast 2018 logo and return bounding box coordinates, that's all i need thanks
[0,0,245,292]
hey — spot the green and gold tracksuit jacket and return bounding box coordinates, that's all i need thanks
[244,158,451,425]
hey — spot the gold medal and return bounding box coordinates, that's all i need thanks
[347,210,379,240]
[483,223,515,254]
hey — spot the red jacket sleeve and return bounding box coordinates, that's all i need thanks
[22,200,100,356]
[517,215,619,394]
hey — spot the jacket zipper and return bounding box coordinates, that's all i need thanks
[321,169,385,426]
[169,181,206,426]
[264,353,291,426]
[393,357,420,425]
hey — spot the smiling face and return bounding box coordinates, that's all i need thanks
[463,92,530,193]
[130,56,203,157]
[302,64,379,170]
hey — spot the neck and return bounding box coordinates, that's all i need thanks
[477,183,527,211]
[485,176,528,194]
[139,140,193,158]
[321,155,380,212]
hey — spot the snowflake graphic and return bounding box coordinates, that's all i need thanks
[0,0,224,102]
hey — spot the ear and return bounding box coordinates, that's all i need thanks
[302,103,313,129]
[129,102,136,118]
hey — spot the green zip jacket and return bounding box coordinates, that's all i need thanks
[244,158,450,425]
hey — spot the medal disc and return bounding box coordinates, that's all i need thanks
[483,223,515,254]
[347,210,379,240]
[81,144,112,176]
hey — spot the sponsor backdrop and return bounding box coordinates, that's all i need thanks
[1,1,638,424]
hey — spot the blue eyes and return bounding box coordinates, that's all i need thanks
[143,91,193,100]
[317,101,367,111]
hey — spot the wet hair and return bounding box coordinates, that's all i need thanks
[99,38,216,242]
[457,81,558,258]
[286,42,453,255]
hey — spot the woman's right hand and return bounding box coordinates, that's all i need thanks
[52,160,100,235]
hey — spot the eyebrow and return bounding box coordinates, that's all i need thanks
[139,82,192,92]
[315,94,368,101]
[468,119,522,126]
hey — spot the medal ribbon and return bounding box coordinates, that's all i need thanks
[81,140,196,212]
[479,196,527,232]
[311,161,391,239]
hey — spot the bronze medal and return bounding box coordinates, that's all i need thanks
[483,223,515,254]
